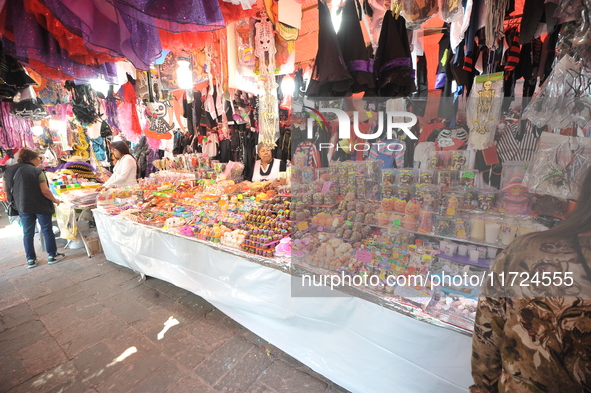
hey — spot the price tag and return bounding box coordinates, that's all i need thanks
[462,172,475,179]
[238,194,243,199]
[321,181,332,194]
[200,211,205,216]
[345,220,352,226]
[356,250,373,263]
[297,221,309,231]
[393,218,401,226]
[366,111,373,118]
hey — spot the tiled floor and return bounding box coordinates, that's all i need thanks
[0,214,349,393]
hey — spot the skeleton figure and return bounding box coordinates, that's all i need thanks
[474,80,495,134]
[146,101,175,135]
[478,194,495,211]
[255,11,279,147]
[436,129,455,148]
[255,13,277,88]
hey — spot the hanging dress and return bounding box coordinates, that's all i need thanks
[306,0,354,98]
[373,11,416,98]
[337,0,376,95]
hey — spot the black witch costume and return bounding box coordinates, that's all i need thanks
[337,0,376,95]
[373,12,416,97]
[306,0,354,98]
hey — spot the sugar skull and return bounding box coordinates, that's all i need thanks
[398,187,411,201]
[478,194,495,211]
[420,172,433,184]
[399,170,414,186]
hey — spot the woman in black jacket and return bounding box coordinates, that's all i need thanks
[5,148,65,268]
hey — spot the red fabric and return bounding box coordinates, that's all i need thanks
[158,30,216,51]
[436,138,466,151]
[418,121,444,143]
[121,82,143,136]
[482,145,500,165]
[28,59,75,82]
[218,0,258,24]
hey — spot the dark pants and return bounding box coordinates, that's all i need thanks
[19,212,57,261]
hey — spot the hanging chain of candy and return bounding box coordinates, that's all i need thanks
[255,11,278,148]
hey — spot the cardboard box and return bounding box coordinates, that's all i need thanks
[85,237,103,255]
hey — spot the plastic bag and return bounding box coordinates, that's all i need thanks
[43,147,58,168]
[522,55,591,130]
[401,0,439,30]
[523,137,591,200]
[55,204,78,241]
[439,0,461,23]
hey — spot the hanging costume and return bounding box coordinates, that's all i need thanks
[336,0,376,95]
[373,12,416,98]
[306,0,354,98]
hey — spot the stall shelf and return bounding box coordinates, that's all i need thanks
[94,210,473,393]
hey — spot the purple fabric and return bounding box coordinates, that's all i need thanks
[0,102,34,149]
[36,0,162,70]
[3,0,119,82]
[346,59,374,73]
[105,96,121,132]
[435,72,447,89]
[378,57,412,74]
[109,0,225,32]
[52,161,98,173]
[36,0,225,70]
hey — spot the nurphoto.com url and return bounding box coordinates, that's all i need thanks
[301,271,575,291]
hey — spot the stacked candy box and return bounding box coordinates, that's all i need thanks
[240,205,292,257]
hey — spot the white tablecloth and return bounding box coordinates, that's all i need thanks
[94,211,473,393]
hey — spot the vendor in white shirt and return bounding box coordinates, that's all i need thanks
[251,143,285,182]
[98,141,138,189]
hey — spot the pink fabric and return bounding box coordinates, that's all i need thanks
[0,102,34,149]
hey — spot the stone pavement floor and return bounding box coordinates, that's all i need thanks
[0,214,350,393]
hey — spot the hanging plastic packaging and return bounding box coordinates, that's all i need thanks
[439,0,461,22]
[401,0,439,30]
[523,136,591,200]
[522,55,591,131]
[467,72,504,150]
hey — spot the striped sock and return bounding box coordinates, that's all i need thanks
[504,32,521,72]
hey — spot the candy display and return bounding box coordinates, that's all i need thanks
[96,170,293,260]
[286,159,555,332]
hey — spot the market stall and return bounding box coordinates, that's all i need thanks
[94,210,473,393]
[1,0,591,392]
